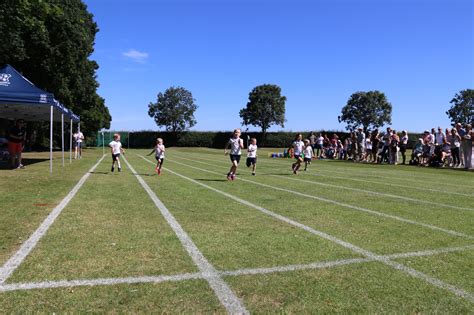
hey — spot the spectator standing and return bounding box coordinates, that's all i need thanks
[316,133,324,158]
[400,130,409,164]
[461,124,472,169]
[455,123,465,167]
[450,128,462,167]
[389,130,400,164]
[435,127,445,145]
[8,119,26,169]
[370,129,380,163]
[380,127,392,164]
[73,129,84,159]
[356,127,365,161]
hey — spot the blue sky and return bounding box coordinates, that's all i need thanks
[84,0,473,132]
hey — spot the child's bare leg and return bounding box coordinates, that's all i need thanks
[252,164,256,174]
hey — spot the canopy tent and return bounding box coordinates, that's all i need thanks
[0,64,80,172]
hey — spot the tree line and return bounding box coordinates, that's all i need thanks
[0,0,111,139]
[148,86,473,143]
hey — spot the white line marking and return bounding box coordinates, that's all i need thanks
[271,174,473,212]
[1,245,472,293]
[182,153,474,203]
[122,157,248,315]
[168,157,473,240]
[182,152,474,197]
[0,154,107,284]
[138,155,474,303]
[0,272,203,292]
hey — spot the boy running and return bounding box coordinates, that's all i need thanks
[246,137,258,176]
[109,133,125,172]
[303,139,314,171]
[147,138,165,175]
[224,128,244,180]
[291,134,304,174]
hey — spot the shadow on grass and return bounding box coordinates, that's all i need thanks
[0,158,50,170]
[196,178,227,182]
[89,171,109,175]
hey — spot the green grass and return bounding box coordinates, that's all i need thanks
[0,147,472,313]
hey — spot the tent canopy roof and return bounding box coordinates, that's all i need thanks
[0,64,79,122]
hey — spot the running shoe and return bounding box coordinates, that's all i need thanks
[157,168,161,175]
[231,174,236,180]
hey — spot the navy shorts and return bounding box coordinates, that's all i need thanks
[294,154,302,160]
[230,154,241,163]
[304,157,312,163]
[246,157,257,167]
[112,153,120,161]
[155,156,164,165]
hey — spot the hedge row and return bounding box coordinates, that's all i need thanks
[93,130,425,149]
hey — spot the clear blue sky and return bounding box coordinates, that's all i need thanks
[84,0,473,132]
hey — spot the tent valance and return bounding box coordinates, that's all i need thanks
[0,64,79,122]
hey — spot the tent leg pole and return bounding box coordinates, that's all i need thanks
[50,105,53,174]
[61,114,64,167]
[70,119,73,163]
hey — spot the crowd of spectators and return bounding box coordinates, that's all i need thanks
[308,123,473,169]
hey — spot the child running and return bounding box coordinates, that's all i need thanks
[303,139,314,171]
[109,133,125,172]
[224,128,244,180]
[246,137,257,176]
[147,138,165,175]
[291,133,304,174]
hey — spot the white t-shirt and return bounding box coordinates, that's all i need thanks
[74,132,84,143]
[109,140,122,155]
[401,135,409,145]
[247,144,257,158]
[365,139,372,150]
[303,146,313,158]
[228,137,243,155]
[155,144,165,159]
[293,140,304,155]
[316,136,324,145]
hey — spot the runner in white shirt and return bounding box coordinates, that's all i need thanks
[224,128,244,180]
[246,138,258,176]
[303,139,314,171]
[291,133,304,174]
[147,137,165,175]
[73,129,84,159]
[108,133,125,173]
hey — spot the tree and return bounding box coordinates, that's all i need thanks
[239,84,286,143]
[446,89,474,125]
[338,91,392,132]
[148,87,198,135]
[0,0,111,137]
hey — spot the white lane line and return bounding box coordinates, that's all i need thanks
[183,152,473,197]
[0,272,203,293]
[123,157,248,315]
[138,155,474,303]
[2,245,472,293]
[271,175,473,212]
[168,157,473,240]
[222,244,474,277]
[180,153,474,202]
[386,244,474,259]
[0,154,107,284]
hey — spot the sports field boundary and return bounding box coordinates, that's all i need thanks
[1,244,472,293]
[0,154,107,285]
[168,156,473,240]
[122,157,249,315]
[138,155,474,304]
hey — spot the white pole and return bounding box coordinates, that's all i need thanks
[69,119,72,163]
[102,132,104,155]
[50,105,53,174]
[61,114,64,167]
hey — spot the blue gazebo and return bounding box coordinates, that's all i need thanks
[0,64,80,173]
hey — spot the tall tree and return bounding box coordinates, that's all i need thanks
[338,91,392,132]
[239,84,286,143]
[446,89,474,125]
[148,86,198,135]
[0,0,111,136]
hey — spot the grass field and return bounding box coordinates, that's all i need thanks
[0,147,473,313]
